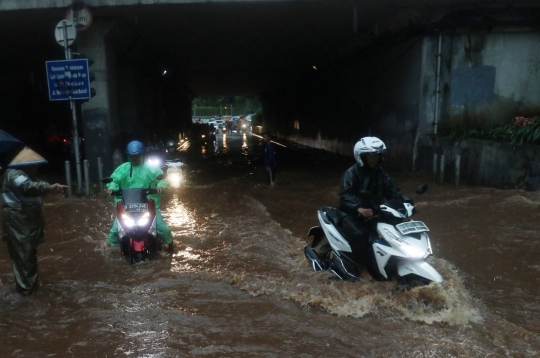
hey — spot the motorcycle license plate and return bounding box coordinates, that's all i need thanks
[125,203,148,212]
[396,221,429,235]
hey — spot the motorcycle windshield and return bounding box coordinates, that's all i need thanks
[122,188,149,211]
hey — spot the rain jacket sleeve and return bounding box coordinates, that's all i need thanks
[338,164,404,215]
[106,162,166,206]
[1,169,50,244]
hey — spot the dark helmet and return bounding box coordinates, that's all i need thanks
[126,140,144,155]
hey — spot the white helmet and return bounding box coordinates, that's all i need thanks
[354,136,386,167]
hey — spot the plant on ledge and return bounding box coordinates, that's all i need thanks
[448,116,540,145]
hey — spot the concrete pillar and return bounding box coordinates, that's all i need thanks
[77,19,118,180]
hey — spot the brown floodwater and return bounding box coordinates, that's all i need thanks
[1,133,539,357]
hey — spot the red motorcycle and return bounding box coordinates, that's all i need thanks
[102,176,164,264]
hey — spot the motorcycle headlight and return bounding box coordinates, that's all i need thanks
[168,172,182,187]
[385,229,428,259]
[146,157,162,167]
[137,212,150,226]
[121,213,135,228]
[398,242,428,259]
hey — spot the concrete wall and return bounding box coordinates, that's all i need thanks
[265,26,540,189]
[413,28,540,189]
[436,138,540,190]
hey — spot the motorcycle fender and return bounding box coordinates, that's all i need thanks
[307,226,324,248]
[397,260,443,283]
[307,226,323,238]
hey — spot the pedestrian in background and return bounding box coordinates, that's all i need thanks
[262,132,277,185]
[1,147,67,295]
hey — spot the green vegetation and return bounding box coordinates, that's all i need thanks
[192,96,261,118]
[448,116,540,145]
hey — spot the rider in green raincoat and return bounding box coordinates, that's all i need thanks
[106,140,173,248]
[1,147,67,294]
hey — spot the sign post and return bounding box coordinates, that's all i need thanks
[52,19,83,195]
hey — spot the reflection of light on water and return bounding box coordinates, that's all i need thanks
[171,247,201,273]
[163,194,196,228]
[242,136,248,149]
[222,134,227,149]
[173,247,200,260]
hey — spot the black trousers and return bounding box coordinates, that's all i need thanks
[338,215,370,266]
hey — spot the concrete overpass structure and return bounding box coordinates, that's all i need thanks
[2,0,540,187]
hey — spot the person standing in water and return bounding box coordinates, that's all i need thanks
[1,147,67,294]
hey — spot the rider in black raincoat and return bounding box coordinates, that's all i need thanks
[337,137,408,281]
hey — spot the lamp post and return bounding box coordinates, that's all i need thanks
[224,106,228,115]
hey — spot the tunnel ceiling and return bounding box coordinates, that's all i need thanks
[0,1,538,97]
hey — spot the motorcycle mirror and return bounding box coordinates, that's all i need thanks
[101,177,113,184]
[156,173,165,181]
[415,184,428,195]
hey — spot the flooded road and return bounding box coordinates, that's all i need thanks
[1,132,539,357]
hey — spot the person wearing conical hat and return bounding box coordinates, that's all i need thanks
[1,147,67,295]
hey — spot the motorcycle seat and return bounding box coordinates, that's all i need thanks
[319,206,351,238]
[325,207,339,227]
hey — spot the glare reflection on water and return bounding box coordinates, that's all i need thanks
[162,193,196,230]
[173,248,200,260]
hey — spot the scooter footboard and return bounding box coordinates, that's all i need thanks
[397,260,443,283]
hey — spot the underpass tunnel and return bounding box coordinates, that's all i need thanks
[1,1,540,185]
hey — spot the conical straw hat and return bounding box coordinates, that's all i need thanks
[8,147,48,167]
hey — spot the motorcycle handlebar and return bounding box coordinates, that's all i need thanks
[108,188,162,197]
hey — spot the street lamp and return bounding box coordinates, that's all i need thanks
[224,106,228,115]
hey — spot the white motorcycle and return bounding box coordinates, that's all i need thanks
[164,160,185,188]
[304,184,443,285]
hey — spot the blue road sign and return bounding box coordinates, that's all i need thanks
[46,59,91,101]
